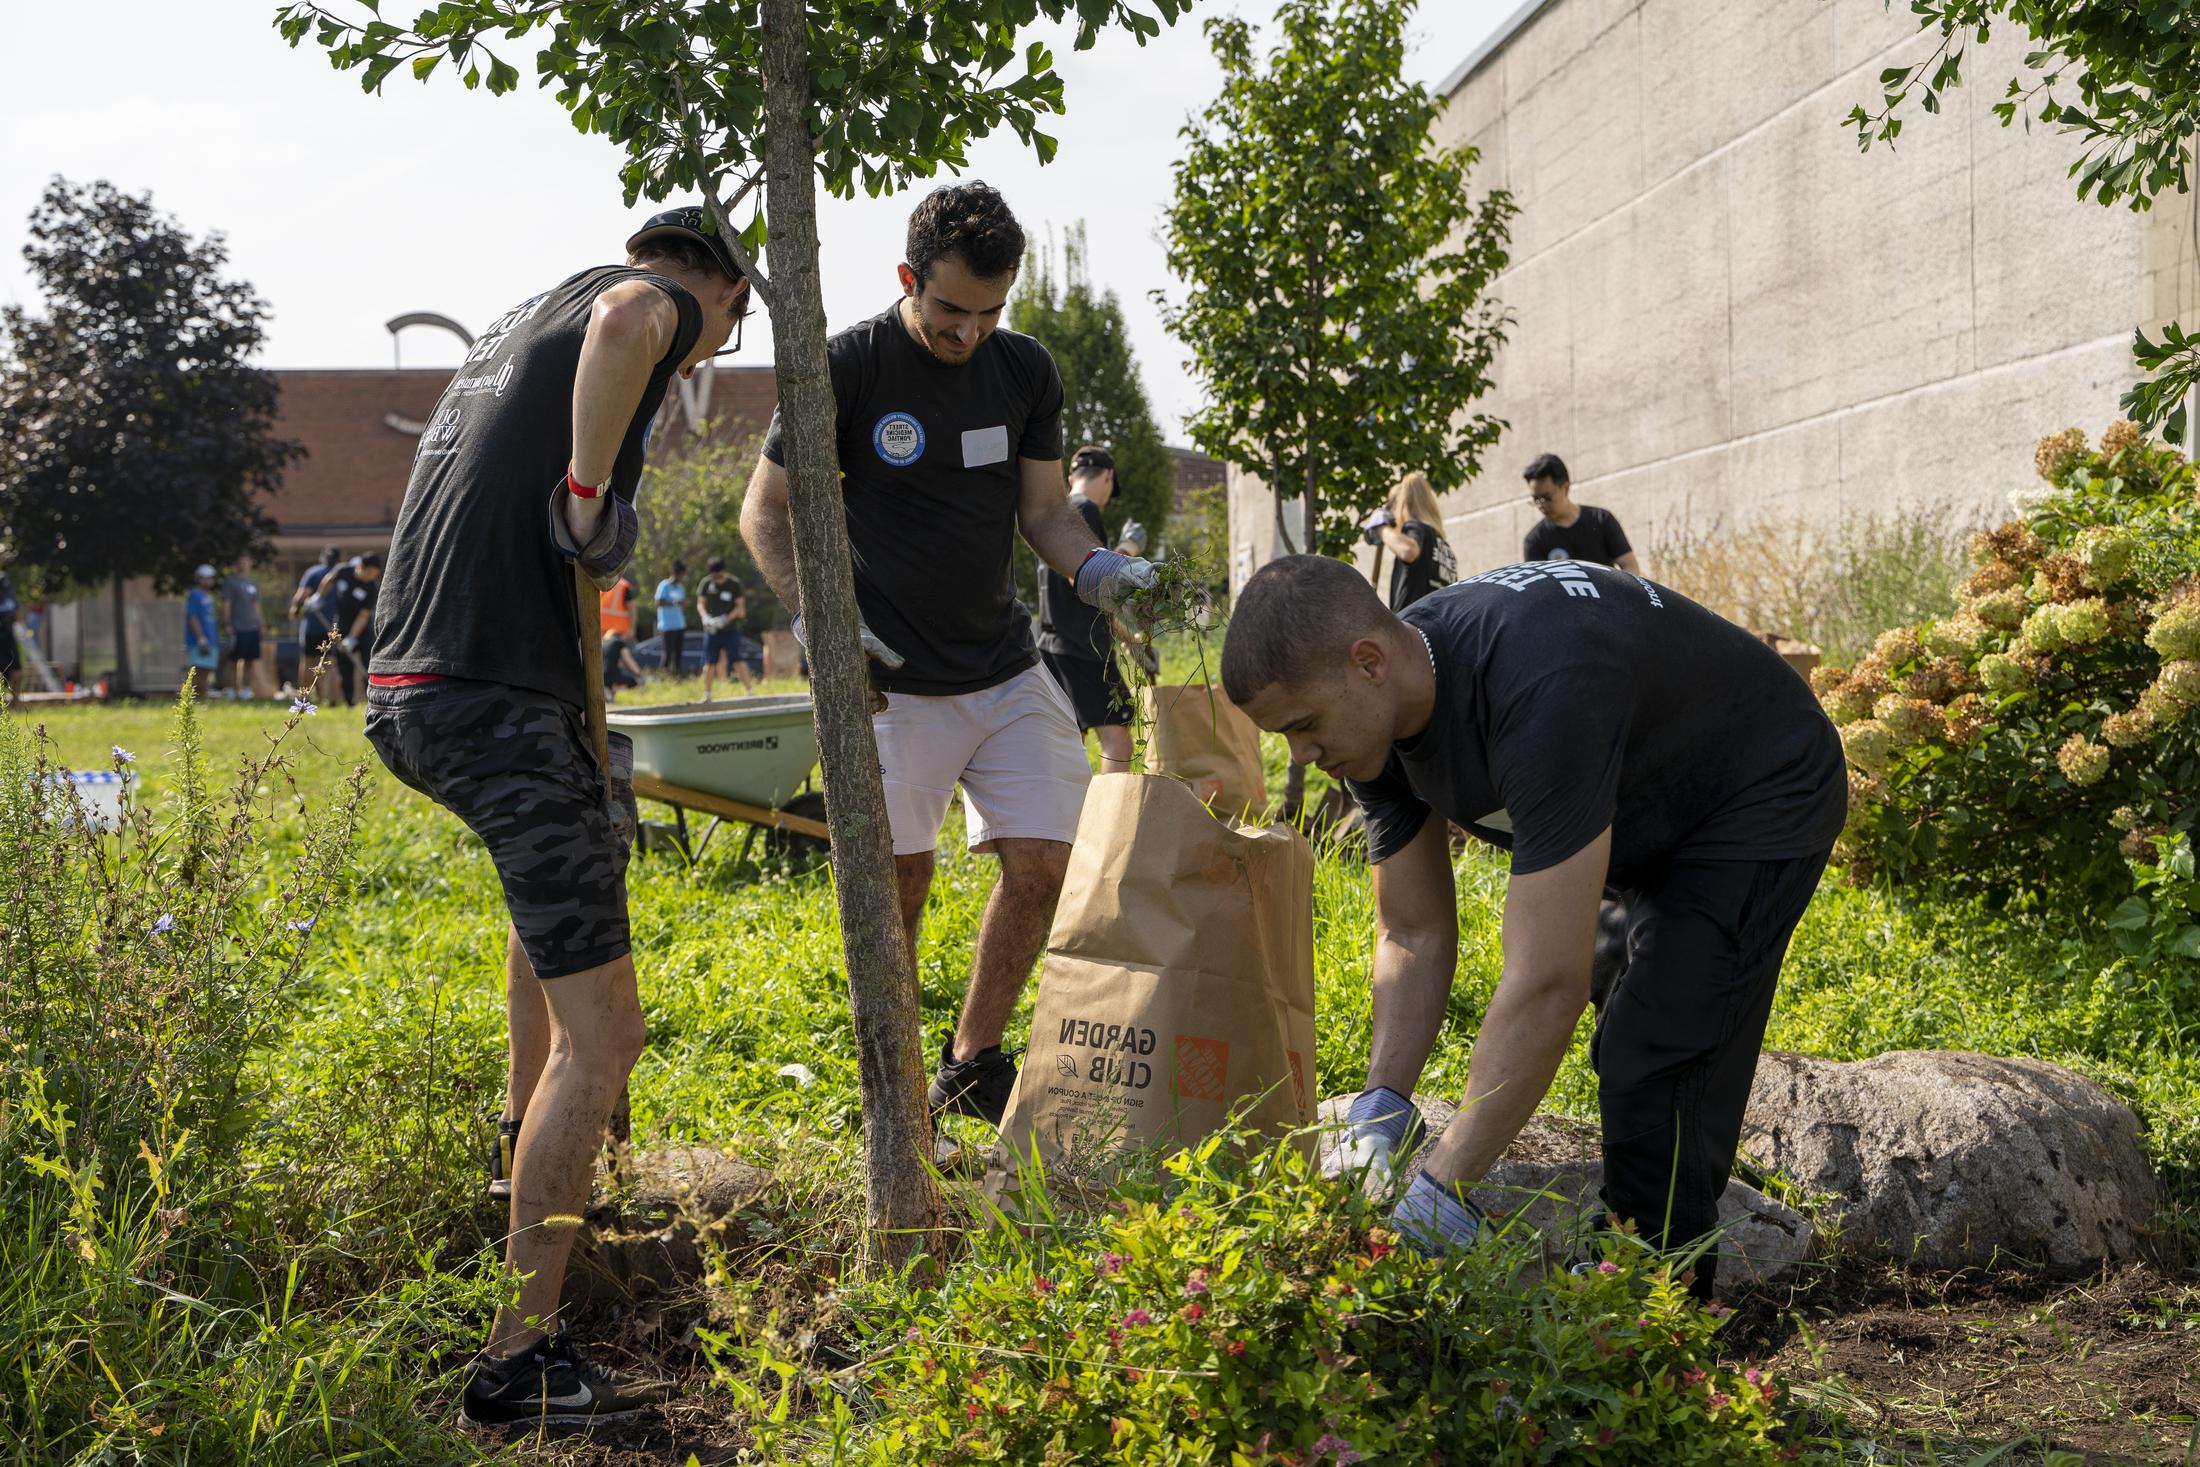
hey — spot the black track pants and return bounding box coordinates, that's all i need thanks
[1590,848,1831,1297]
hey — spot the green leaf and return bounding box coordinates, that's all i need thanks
[2106,897,2151,931]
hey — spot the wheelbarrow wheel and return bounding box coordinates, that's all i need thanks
[761,791,831,872]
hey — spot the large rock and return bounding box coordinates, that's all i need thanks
[1741,1051,2156,1271]
[1316,1094,1814,1288]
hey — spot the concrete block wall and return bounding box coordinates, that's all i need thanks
[1230,0,2197,586]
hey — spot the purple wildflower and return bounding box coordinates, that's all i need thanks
[1311,1433,1361,1464]
[290,696,317,716]
[1597,1260,1619,1275]
[1123,1309,1152,1327]
[286,916,316,933]
[149,914,174,935]
[1099,1252,1124,1274]
[112,745,136,763]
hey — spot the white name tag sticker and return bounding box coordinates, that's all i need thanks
[961,424,1010,468]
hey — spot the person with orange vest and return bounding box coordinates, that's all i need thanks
[598,574,636,637]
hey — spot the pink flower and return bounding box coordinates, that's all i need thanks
[1100,1252,1124,1274]
[1183,1272,1211,1296]
[1311,1433,1361,1464]
[1106,1327,1124,1348]
[1597,1260,1619,1275]
[1745,1368,1762,1385]
[904,1326,921,1341]
[1709,1392,1730,1410]
[1680,1369,1707,1387]
[1123,1309,1153,1327]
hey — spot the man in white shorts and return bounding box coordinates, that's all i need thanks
[741,182,1154,1124]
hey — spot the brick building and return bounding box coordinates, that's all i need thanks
[43,362,778,693]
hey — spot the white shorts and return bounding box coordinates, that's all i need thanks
[875,662,1093,856]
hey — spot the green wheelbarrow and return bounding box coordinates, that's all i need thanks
[605,696,830,867]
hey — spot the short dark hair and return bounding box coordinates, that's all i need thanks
[321,544,342,564]
[905,182,1025,288]
[628,235,732,283]
[672,559,687,576]
[1221,555,1394,705]
[358,551,384,571]
[707,556,727,574]
[1523,453,1570,485]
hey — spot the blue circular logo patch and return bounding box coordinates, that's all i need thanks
[872,412,925,467]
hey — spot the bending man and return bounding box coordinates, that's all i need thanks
[1222,555,1843,1299]
[365,206,748,1427]
[741,182,1154,1125]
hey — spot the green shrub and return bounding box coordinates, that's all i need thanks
[741,1135,1792,1465]
[1818,423,2200,962]
[0,691,486,1464]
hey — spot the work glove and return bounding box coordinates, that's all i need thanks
[790,611,905,670]
[1075,549,1160,624]
[1360,507,1395,546]
[1115,518,1148,556]
[340,635,359,655]
[1389,1170,1490,1259]
[1325,1085,1426,1194]
[547,477,639,591]
[604,730,638,852]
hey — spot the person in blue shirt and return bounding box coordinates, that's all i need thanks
[653,560,689,677]
[288,544,342,699]
[184,564,220,696]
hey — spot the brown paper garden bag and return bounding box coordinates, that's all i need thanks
[1139,682,1268,821]
[997,773,1317,1174]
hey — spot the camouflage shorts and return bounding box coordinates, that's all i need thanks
[365,678,629,979]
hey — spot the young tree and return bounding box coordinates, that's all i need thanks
[1846,0,2198,442]
[0,178,297,693]
[1157,0,1514,564]
[276,0,1186,1269]
[1010,224,1175,550]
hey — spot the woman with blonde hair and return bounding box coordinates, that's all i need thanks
[1360,470,1457,609]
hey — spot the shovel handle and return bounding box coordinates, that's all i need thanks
[575,564,612,775]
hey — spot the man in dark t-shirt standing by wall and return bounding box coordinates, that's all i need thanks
[1522,453,1641,572]
[742,183,1156,1126]
[363,207,747,1428]
[1037,445,1151,773]
[1222,555,1843,1301]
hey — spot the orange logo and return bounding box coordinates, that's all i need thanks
[1175,1035,1229,1102]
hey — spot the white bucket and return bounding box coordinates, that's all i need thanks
[55,770,136,833]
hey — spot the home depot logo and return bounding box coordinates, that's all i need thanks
[1174,1035,1229,1102]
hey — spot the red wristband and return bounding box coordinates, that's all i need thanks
[566,470,600,500]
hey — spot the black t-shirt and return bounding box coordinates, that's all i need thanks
[323,564,378,644]
[1523,505,1631,567]
[761,302,1066,695]
[1349,562,1845,890]
[371,267,703,708]
[1387,521,1455,610]
[1037,495,1110,660]
[698,574,743,629]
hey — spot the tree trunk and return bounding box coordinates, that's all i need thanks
[757,0,940,1271]
[109,577,132,696]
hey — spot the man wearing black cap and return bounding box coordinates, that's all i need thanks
[364,206,748,1429]
[1037,445,1152,773]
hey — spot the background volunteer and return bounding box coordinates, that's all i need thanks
[289,544,341,700]
[362,205,746,1429]
[221,556,265,698]
[1036,444,1154,773]
[696,556,754,697]
[1521,452,1641,572]
[1359,469,1458,610]
[1222,554,1844,1301]
[183,564,219,695]
[318,553,381,703]
[740,180,1156,1127]
[653,560,689,675]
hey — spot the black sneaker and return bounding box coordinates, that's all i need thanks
[487,1117,520,1203]
[459,1334,671,1429]
[927,1037,1020,1126]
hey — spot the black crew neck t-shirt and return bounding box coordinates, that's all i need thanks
[1037,495,1110,660]
[372,266,703,709]
[1523,504,1631,566]
[1388,521,1454,610]
[698,574,742,628]
[1348,561,1845,890]
[761,302,1066,695]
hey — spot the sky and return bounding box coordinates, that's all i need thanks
[0,0,1514,440]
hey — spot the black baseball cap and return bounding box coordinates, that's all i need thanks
[626,205,745,283]
[1069,445,1114,475]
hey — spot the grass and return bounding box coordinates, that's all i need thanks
[7,673,2197,1462]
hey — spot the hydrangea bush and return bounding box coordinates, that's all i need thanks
[739,1135,1793,1465]
[1816,423,2200,955]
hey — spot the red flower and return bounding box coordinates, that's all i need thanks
[1227,1338,1247,1357]
[964,1401,980,1421]
[1681,1369,1707,1387]
[1595,1428,1615,1447]
[1182,1302,1205,1322]
[1034,1276,1055,1294]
